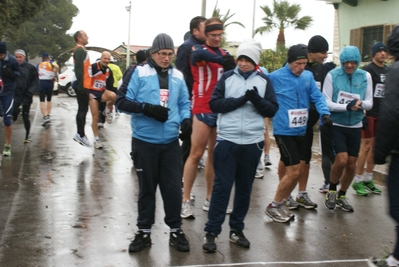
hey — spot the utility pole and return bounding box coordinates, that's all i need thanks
[125,1,131,68]
[252,0,256,38]
[201,0,206,17]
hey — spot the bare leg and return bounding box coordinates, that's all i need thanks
[182,116,212,202]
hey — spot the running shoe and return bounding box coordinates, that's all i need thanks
[325,190,337,210]
[265,203,291,223]
[336,195,354,212]
[103,108,113,124]
[229,229,250,248]
[296,192,318,209]
[319,183,330,193]
[255,169,264,179]
[128,231,151,253]
[352,181,368,196]
[2,144,11,156]
[264,154,272,167]
[94,140,103,149]
[364,180,382,194]
[203,232,217,253]
[181,200,195,219]
[24,134,32,144]
[73,133,92,147]
[202,199,210,211]
[169,229,190,252]
[286,195,300,210]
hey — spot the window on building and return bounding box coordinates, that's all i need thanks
[350,24,395,62]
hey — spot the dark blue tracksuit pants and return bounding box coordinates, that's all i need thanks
[131,137,183,230]
[388,155,399,259]
[205,139,264,236]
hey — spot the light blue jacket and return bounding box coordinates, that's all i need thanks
[210,68,278,144]
[326,46,372,126]
[125,64,191,144]
[269,64,330,136]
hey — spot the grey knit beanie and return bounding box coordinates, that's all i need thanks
[150,33,174,54]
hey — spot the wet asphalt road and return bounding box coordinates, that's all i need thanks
[0,93,394,267]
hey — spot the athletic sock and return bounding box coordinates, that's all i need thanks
[338,190,346,198]
[329,182,338,191]
[354,174,364,183]
[297,191,306,197]
[363,172,373,182]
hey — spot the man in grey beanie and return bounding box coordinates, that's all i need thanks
[116,33,191,253]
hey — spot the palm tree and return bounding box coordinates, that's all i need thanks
[211,1,245,47]
[255,0,312,50]
[211,1,245,29]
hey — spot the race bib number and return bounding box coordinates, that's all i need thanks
[160,89,169,107]
[374,83,385,98]
[93,79,105,90]
[337,91,360,104]
[288,108,308,128]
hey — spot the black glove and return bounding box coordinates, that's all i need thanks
[179,118,192,140]
[221,54,236,71]
[362,116,368,130]
[245,86,262,103]
[2,67,15,79]
[346,99,358,111]
[142,103,169,122]
[321,114,332,126]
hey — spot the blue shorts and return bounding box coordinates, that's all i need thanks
[0,96,14,126]
[39,80,54,102]
[87,89,104,102]
[330,126,361,157]
[195,113,217,127]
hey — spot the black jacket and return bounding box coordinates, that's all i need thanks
[14,61,39,104]
[374,60,399,164]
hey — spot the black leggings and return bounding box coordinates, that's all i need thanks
[76,92,89,137]
[13,103,31,139]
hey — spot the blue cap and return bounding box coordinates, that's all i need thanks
[42,52,49,58]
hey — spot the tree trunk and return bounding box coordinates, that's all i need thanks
[276,28,286,51]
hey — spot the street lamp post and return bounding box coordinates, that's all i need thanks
[252,0,256,38]
[201,0,206,17]
[125,1,131,68]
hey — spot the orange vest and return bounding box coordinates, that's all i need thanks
[38,61,55,80]
[73,45,91,89]
[88,62,110,91]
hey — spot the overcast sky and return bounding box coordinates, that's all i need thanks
[69,0,335,53]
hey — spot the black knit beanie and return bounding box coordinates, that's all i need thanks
[308,35,329,53]
[371,41,387,57]
[0,42,7,54]
[287,44,308,63]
